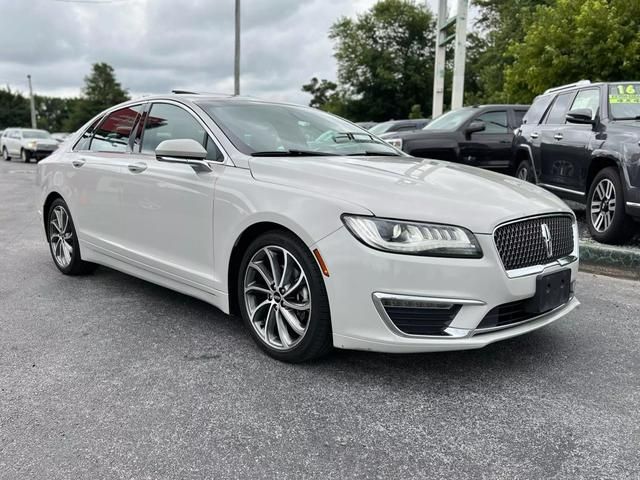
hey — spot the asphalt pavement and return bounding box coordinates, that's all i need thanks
[1,159,639,479]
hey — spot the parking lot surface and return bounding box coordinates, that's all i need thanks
[1,160,639,479]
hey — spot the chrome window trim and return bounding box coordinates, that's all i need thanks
[372,292,485,339]
[492,213,578,278]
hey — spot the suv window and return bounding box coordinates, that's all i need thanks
[474,111,508,134]
[90,105,142,153]
[514,109,527,127]
[523,95,553,125]
[545,92,575,124]
[141,103,223,161]
[570,89,600,118]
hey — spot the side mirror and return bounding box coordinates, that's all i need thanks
[566,108,594,125]
[466,120,486,135]
[155,139,212,172]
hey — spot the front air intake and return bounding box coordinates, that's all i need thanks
[374,294,461,336]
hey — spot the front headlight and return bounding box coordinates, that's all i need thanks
[27,140,37,149]
[385,138,403,150]
[342,215,483,258]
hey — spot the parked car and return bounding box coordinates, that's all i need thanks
[381,105,529,173]
[37,94,578,362]
[369,118,430,135]
[355,121,377,130]
[2,128,59,162]
[513,80,640,244]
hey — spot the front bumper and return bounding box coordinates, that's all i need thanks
[313,227,579,353]
[26,147,57,160]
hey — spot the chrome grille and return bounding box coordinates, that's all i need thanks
[494,215,574,271]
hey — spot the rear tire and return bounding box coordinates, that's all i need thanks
[21,149,30,163]
[586,167,634,244]
[237,230,332,362]
[2,147,10,161]
[46,198,97,275]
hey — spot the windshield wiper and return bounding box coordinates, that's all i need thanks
[346,151,402,157]
[251,149,339,157]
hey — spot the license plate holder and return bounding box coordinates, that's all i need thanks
[524,269,572,314]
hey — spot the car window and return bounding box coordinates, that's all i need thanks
[523,95,553,125]
[369,122,393,135]
[544,92,575,125]
[396,124,416,132]
[74,117,103,151]
[474,111,508,134]
[141,103,223,161]
[514,110,527,127]
[424,108,475,131]
[90,105,142,153]
[571,89,600,118]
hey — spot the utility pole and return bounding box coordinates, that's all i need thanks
[234,0,241,95]
[27,74,37,128]
[431,0,469,117]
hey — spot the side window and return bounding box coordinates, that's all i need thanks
[474,111,508,134]
[570,89,600,118]
[544,92,574,125]
[73,117,102,151]
[90,105,142,153]
[514,110,527,127]
[141,103,223,161]
[522,95,553,125]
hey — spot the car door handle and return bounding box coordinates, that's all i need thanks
[554,133,564,141]
[72,158,86,168]
[530,132,539,139]
[128,162,148,174]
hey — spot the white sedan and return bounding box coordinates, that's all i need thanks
[37,94,579,362]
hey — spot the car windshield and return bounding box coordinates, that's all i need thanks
[608,83,640,119]
[22,130,52,139]
[423,108,474,131]
[368,121,393,134]
[196,101,402,157]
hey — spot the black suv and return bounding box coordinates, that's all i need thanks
[380,105,529,173]
[513,80,640,243]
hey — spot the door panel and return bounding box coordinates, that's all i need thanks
[460,110,512,170]
[539,91,576,186]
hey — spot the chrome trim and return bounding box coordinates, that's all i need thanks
[372,292,485,339]
[538,183,584,197]
[627,201,640,208]
[473,296,575,334]
[492,213,579,278]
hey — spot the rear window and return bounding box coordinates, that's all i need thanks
[523,95,553,125]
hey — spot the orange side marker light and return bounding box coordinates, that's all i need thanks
[313,248,330,277]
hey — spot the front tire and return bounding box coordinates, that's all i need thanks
[21,149,30,163]
[237,231,332,362]
[2,147,10,161]
[587,167,634,244]
[47,198,97,275]
[515,158,534,183]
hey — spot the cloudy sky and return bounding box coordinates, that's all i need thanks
[0,0,448,105]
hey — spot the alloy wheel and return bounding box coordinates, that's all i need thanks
[49,205,74,268]
[243,245,311,351]
[590,178,616,233]
[517,166,529,180]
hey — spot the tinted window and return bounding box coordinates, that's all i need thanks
[425,108,475,131]
[73,117,103,151]
[22,130,51,139]
[523,95,553,125]
[545,92,574,124]
[571,89,600,118]
[141,103,223,161]
[514,110,527,127]
[608,83,640,119]
[91,105,142,153]
[474,111,508,133]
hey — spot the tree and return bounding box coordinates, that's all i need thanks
[408,103,423,118]
[0,87,30,129]
[34,96,76,132]
[64,62,129,131]
[306,0,434,122]
[504,0,640,102]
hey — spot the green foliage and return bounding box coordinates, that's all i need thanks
[504,0,640,102]
[64,62,129,131]
[408,103,423,118]
[0,87,30,129]
[304,0,435,121]
[34,96,78,132]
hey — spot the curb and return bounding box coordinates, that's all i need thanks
[579,241,640,281]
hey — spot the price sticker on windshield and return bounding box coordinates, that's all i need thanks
[609,84,640,103]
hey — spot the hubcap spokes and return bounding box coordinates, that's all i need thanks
[49,206,73,267]
[244,246,311,350]
[518,168,528,180]
[590,179,616,233]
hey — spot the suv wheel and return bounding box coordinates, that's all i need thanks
[515,159,534,183]
[587,167,634,244]
[21,149,30,163]
[2,147,10,161]
[237,231,332,362]
[47,198,97,275]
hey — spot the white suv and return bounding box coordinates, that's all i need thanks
[2,128,59,163]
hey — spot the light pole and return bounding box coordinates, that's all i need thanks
[234,0,241,95]
[27,74,37,128]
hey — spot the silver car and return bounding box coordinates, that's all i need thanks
[1,128,59,163]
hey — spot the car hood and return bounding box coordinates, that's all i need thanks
[249,155,572,234]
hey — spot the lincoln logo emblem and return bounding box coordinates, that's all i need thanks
[541,224,553,258]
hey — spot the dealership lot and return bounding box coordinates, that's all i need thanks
[1,161,639,479]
